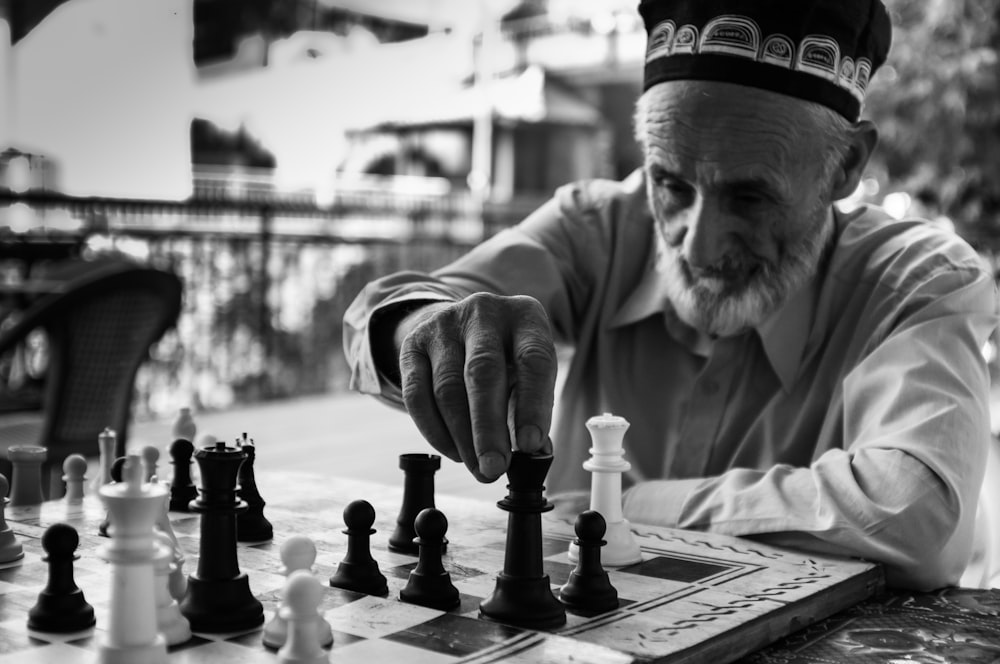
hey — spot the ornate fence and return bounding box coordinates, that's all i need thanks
[0,186,512,420]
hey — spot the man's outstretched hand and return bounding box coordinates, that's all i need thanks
[396,293,557,483]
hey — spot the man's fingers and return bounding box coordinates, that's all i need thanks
[509,301,558,454]
[464,328,511,482]
[399,343,462,464]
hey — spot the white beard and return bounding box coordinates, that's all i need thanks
[655,215,833,337]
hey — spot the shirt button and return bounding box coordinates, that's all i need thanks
[702,380,719,396]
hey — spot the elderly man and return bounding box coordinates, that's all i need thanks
[344,0,1000,591]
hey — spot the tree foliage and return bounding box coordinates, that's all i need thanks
[865,0,1000,241]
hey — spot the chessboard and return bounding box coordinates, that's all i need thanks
[1,470,883,664]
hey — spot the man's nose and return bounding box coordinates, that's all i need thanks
[680,200,737,275]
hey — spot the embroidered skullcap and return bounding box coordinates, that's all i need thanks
[638,0,892,121]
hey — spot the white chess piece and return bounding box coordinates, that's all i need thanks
[92,427,117,494]
[277,570,330,664]
[264,536,333,649]
[141,445,160,483]
[98,455,168,664]
[62,454,88,505]
[569,413,642,567]
[153,530,192,645]
[172,407,197,441]
[151,475,188,601]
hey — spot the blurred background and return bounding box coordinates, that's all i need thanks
[0,0,998,426]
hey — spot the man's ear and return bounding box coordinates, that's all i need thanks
[831,120,879,201]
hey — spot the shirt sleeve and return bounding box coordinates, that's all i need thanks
[623,268,1000,591]
[342,180,617,404]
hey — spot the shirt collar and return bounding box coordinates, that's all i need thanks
[610,255,817,389]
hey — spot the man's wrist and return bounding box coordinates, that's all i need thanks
[370,300,450,387]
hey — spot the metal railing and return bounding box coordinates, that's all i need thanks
[0,183,540,420]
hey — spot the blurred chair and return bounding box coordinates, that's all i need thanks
[0,262,182,498]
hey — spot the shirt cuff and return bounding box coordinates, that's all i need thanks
[358,294,455,398]
[622,479,705,528]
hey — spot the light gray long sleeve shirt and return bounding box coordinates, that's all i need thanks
[344,171,1000,590]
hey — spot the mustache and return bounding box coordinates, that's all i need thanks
[675,251,771,284]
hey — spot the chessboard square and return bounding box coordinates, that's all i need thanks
[325,594,443,639]
[332,635,460,664]
[0,557,44,585]
[0,620,48,655]
[0,641,95,664]
[167,638,278,663]
[0,590,38,621]
[383,613,524,657]
[607,569,692,603]
[620,555,734,583]
[452,572,499,600]
[540,560,576,586]
[541,536,570,558]
[384,562,416,581]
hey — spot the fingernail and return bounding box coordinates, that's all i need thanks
[517,425,543,453]
[479,452,507,479]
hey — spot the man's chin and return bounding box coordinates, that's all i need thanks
[671,289,772,338]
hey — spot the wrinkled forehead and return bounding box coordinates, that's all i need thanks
[639,80,826,172]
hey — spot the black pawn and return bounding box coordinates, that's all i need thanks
[399,508,460,610]
[389,453,443,554]
[329,500,388,596]
[168,438,199,511]
[98,457,128,538]
[28,523,96,633]
[236,435,272,542]
[558,511,619,613]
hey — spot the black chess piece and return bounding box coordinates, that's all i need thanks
[329,499,389,596]
[389,453,443,554]
[480,451,566,629]
[178,440,264,633]
[399,508,460,610]
[168,438,199,512]
[235,435,272,542]
[558,510,619,613]
[28,523,96,633]
[98,456,129,538]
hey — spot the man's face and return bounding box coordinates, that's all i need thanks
[640,81,838,337]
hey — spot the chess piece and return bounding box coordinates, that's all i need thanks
[8,445,46,506]
[399,508,459,610]
[264,536,333,649]
[172,407,197,441]
[569,413,641,567]
[168,438,198,511]
[141,445,160,483]
[236,434,273,542]
[558,510,619,613]
[328,499,388,596]
[389,453,443,554]
[178,438,265,633]
[91,427,118,494]
[153,477,187,601]
[153,530,192,646]
[27,523,96,633]
[0,474,24,563]
[62,454,88,505]
[98,456,129,538]
[480,451,566,628]
[277,570,330,664]
[98,455,168,663]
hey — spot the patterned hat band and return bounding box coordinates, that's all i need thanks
[642,16,873,121]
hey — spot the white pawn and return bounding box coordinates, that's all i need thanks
[172,407,197,441]
[264,536,333,649]
[569,413,642,567]
[153,530,191,645]
[0,475,24,564]
[277,570,329,664]
[151,475,187,601]
[62,454,88,505]
[141,445,160,483]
